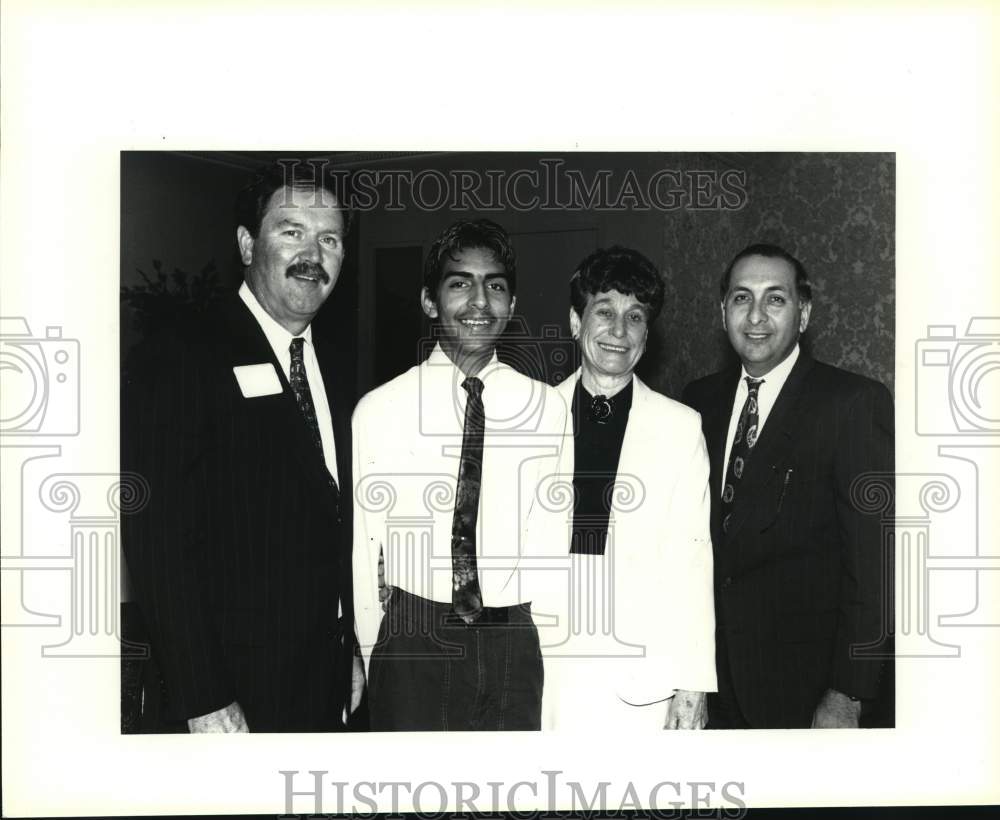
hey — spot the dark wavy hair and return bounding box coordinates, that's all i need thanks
[235,160,354,238]
[422,219,517,297]
[569,245,665,321]
[719,243,812,303]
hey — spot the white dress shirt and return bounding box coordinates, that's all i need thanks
[239,282,338,485]
[351,343,570,671]
[722,343,800,493]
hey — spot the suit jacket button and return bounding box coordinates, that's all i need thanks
[722,576,733,589]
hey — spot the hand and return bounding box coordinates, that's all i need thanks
[811,688,862,728]
[350,653,365,714]
[187,701,249,733]
[664,690,707,729]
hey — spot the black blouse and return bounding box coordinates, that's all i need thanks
[570,379,634,555]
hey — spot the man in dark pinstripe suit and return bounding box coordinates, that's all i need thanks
[123,163,360,732]
[682,244,893,729]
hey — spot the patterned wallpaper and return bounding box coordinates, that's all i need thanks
[641,153,895,399]
[121,152,894,402]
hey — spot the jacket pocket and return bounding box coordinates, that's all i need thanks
[759,465,795,533]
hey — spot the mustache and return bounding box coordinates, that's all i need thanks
[285,261,330,284]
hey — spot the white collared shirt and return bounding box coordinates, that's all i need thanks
[351,343,571,667]
[721,343,800,493]
[239,282,338,485]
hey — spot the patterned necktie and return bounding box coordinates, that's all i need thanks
[289,337,338,493]
[451,376,485,623]
[721,376,764,535]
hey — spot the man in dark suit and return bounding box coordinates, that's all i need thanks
[123,162,360,732]
[682,243,893,729]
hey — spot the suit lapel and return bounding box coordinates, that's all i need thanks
[701,367,739,543]
[219,291,280,367]
[704,368,739,485]
[725,351,816,538]
[609,375,646,534]
[313,332,352,501]
[220,294,340,513]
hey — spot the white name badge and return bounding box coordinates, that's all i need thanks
[233,363,283,398]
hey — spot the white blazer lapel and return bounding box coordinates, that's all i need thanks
[608,376,659,544]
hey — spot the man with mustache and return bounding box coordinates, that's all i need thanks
[682,243,893,729]
[352,219,569,730]
[123,161,362,732]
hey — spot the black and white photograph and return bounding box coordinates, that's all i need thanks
[1,1,998,817]
[119,151,895,738]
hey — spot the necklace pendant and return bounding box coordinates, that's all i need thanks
[590,395,613,423]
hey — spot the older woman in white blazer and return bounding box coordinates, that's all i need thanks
[540,245,717,731]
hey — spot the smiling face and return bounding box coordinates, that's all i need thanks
[421,246,515,374]
[721,254,811,377]
[237,185,345,335]
[570,289,650,387]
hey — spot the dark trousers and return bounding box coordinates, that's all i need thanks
[368,588,543,731]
